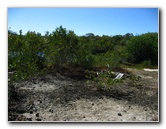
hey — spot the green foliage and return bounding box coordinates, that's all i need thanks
[45,26,79,68]
[126,32,158,65]
[85,69,123,92]
[8,26,158,100]
[72,36,95,68]
[143,60,152,67]
[8,30,46,83]
[8,26,158,85]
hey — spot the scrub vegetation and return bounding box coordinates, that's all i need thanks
[8,26,158,121]
[8,26,158,83]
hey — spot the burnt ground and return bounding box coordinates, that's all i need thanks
[8,67,159,122]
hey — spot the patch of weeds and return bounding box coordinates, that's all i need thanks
[143,60,152,68]
[129,75,141,81]
[85,69,124,93]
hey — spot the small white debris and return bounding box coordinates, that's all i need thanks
[143,68,158,72]
[107,64,110,68]
[96,72,99,77]
[113,73,124,80]
[69,84,73,86]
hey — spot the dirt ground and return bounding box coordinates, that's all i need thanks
[8,67,159,122]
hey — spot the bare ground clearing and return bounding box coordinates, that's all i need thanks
[8,68,158,122]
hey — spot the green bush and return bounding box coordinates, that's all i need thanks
[126,32,158,65]
[8,28,158,85]
[143,60,152,67]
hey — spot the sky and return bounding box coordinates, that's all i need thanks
[8,8,158,36]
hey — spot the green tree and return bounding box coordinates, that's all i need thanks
[126,32,158,65]
[46,26,79,68]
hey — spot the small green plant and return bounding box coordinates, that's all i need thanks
[129,75,141,81]
[96,73,115,92]
[85,69,124,92]
[143,60,152,68]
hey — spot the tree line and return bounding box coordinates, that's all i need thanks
[8,25,158,82]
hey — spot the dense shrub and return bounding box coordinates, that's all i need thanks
[8,26,158,84]
[126,32,158,65]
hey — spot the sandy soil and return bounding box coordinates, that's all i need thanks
[8,68,159,122]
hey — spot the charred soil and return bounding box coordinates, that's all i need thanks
[8,67,158,122]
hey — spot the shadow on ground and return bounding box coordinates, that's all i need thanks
[8,67,158,121]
